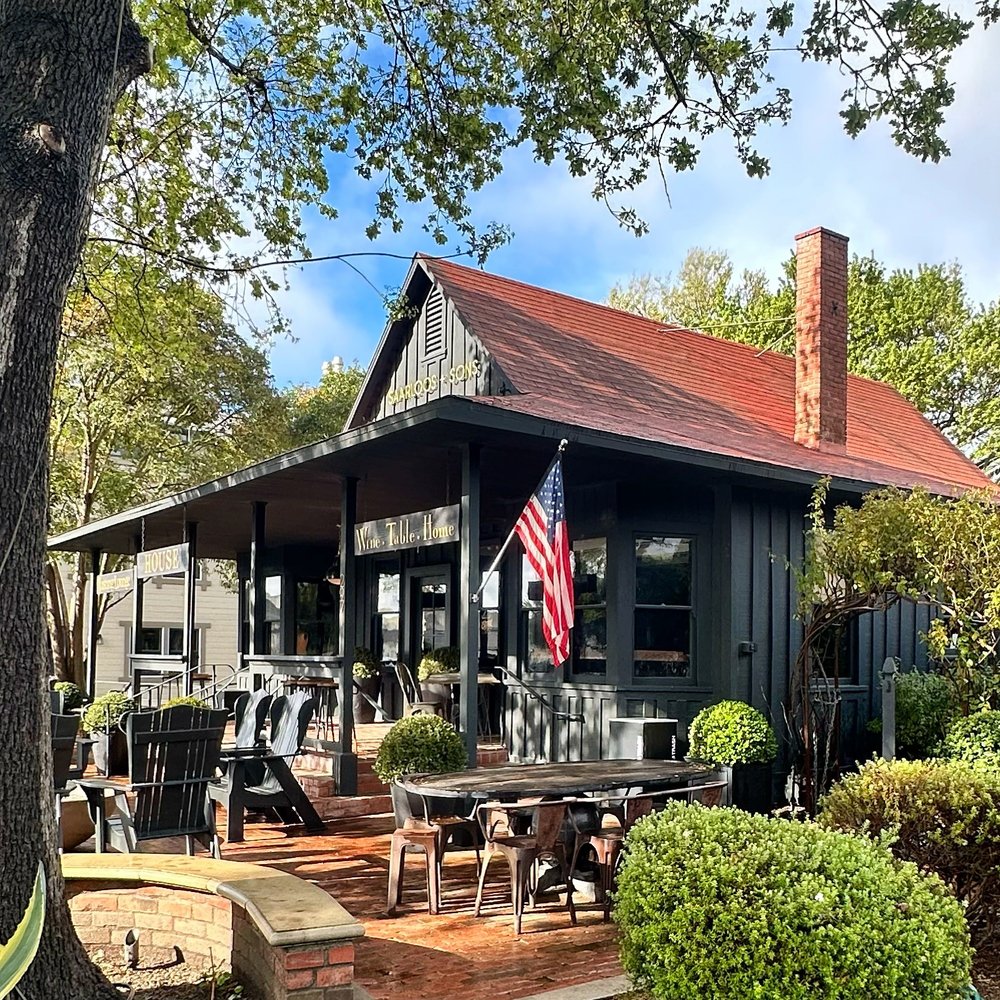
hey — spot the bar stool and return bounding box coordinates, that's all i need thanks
[386,818,441,914]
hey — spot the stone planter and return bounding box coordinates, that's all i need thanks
[91,729,128,776]
[352,676,380,725]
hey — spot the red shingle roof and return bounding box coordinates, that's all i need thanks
[423,256,991,494]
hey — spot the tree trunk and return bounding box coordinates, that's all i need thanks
[0,1,149,995]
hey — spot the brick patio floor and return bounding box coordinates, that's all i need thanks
[223,815,623,1000]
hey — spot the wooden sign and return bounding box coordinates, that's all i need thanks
[354,505,460,555]
[136,542,190,580]
[96,569,133,595]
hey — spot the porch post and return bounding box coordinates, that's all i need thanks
[85,547,101,700]
[130,534,145,697]
[460,444,481,767]
[337,476,359,794]
[182,521,198,695]
[249,501,267,655]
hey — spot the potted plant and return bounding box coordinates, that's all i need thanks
[52,680,85,712]
[418,646,460,706]
[82,691,134,775]
[373,714,470,826]
[352,647,381,725]
[161,695,211,710]
[687,700,778,813]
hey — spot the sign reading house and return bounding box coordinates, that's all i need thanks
[136,542,190,580]
[354,505,460,554]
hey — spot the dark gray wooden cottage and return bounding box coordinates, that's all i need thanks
[50,227,991,794]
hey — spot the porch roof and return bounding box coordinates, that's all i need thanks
[48,394,906,560]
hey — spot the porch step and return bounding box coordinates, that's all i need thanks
[316,794,393,821]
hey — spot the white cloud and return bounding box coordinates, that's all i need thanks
[264,28,1000,385]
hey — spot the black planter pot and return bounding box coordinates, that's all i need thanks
[91,729,128,776]
[353,676,381,725]
[723,762,774,814]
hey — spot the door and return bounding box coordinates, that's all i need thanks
[405,566,452,673]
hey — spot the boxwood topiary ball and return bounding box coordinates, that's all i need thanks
[373,714,467,784]
[687,700,777,766]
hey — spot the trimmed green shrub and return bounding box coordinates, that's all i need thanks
[82,691,134,734]
[869,670,957,757]
[373,714,467,784]
[820,757,1000,944]
[943,710,1000,770]
[161,695,211,710]
[352,647,380,681]
[687,700,777,765]
[52,681,85,712]
[615,804,971,1000]
[417,646,460,681]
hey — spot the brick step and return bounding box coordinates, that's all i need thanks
[315,794,392,821]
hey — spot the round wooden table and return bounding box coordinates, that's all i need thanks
[401,758,714,801]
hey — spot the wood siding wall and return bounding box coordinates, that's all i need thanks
[375,284,512,420]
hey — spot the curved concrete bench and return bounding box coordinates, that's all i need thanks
[63,854,365,1000]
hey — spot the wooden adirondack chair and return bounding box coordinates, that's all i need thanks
[209,692,326,842]
[219,690,273,786]
[79,705,229,858]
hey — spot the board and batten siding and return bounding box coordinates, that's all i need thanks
[375,283,513,421]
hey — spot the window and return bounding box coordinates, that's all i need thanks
[523,539,607,675]
[135,626,200,662]
[377,571,400,662]
[264,575,282,654]
[634,536,692,679]
[295,579,339,656]
[479,564,500,666]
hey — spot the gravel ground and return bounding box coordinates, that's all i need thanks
[90,953,251,1000]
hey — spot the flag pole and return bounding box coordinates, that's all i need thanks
[471,439,568,604]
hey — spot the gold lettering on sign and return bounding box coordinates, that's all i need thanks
[353,504,460,555]
[385,358,482,407]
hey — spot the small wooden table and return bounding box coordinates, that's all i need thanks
[401,758,713,801]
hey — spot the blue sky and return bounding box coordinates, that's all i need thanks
[266,26,999,389]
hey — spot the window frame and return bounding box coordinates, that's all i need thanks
[631,533,697,684]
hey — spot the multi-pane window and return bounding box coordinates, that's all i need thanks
[137,626,200,662]
[523,539,607,675]
[633,536,693,679]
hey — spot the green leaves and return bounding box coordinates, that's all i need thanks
[688,700,778,765]
[372,715,467,783]
[820,757,1000,944]
[616,804,971,1000]
[0,863,45,999]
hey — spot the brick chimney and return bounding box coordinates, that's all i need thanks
[794,227,849,450]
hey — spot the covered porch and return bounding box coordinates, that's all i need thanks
[50,397,749,794]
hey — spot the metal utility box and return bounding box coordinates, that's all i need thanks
[608,717,678,760]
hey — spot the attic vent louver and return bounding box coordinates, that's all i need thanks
[423,287,445,358]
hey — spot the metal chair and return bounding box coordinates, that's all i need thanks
[209,692,326,842]
[474,800,577,934]
[567,778,730,921]
[386,786,482,915]
[393,661,448,719]
[78,705,229,858]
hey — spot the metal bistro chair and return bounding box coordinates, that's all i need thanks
[209,692,326,842]
[79,705,229,858]
[393,661,448,719]
[474,799,577,934]
[567,777,730,921]
[386,786,482,915]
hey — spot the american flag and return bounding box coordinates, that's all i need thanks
[515,456,574,666]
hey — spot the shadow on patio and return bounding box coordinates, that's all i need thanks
[224,814,623,1000]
